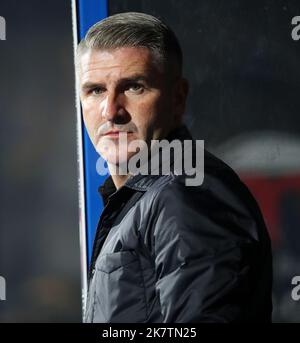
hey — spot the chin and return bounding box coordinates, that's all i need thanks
[107,151,142,175]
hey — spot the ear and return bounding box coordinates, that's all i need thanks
[172,77,189,125]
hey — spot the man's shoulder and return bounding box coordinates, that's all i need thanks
[149,149,246,201]
[143,149,268,242]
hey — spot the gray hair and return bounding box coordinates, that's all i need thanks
[76,12,183,78]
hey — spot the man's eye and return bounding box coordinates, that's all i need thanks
[127,83,144,93]
[91,87,104,95]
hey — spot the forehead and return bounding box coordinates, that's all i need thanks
[79,47,162,83]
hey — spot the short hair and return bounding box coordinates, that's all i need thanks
[76,12,183,78]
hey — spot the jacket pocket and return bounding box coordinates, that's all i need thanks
[96,250,138,273]
[93,250,148,323]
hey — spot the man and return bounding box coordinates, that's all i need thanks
[76,12,272,323]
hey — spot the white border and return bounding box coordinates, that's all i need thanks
[71,0,88,321]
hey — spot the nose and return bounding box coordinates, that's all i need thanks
[100,92,129,124]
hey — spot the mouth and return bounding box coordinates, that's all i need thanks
[103,131,134,138]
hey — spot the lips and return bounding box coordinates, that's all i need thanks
[104,131,121,136]
[104,131,133,136]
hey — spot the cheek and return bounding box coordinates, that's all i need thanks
[133,94,165,126]
[132,103,156,139]
[82,108,93,131]
[82,101,102,133]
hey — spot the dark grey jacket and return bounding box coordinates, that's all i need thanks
[84,125,272,323]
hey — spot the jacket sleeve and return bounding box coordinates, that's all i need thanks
[150,175,267,323]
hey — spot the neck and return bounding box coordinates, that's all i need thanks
[108,165,131,189]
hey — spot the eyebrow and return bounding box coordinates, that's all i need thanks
[81,75,149,92]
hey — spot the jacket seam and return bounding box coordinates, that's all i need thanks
[136,254,150,322]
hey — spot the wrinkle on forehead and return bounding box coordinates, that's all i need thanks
[79,47,163,82]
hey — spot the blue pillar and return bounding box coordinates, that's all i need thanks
[72,0,108,317]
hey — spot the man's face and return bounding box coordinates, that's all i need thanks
[79,46,186,166]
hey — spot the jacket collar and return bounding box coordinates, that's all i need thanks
[98,124,194,199]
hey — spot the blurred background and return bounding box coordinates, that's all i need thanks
[0,0,300,322]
